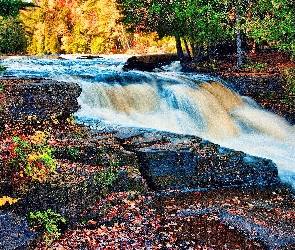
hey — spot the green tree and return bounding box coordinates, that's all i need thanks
[116,0,295,64]
[0,17,28,54]
[116,0,233,60]
[183,0,232,60]
[0,0,34,18]
[246,0,295,56]
[0,0,35,54]
[116,0,185,57]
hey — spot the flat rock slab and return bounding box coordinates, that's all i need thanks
[154,185,295,250]
[118,131,280,190]
[0,211,37,250]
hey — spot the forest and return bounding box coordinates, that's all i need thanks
[0,0,295,63]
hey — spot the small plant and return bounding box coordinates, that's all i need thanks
[67,147,80,161]
[94,159,120,188]
[0,83,3,111]
[282,67,295,95]
[12,134,57,182]
[243,62,268,72]
[1,131,58,187]
[29,209,66,245]
[66,115,76,125]
[0,65,6,73]
[97,148,106,158]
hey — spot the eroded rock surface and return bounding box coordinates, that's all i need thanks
[0,77,81,126]
[115,130,279,190]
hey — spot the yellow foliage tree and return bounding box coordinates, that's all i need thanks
[21,0,175,54]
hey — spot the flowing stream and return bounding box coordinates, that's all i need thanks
[2,56,295,189]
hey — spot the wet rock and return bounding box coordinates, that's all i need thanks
[0,77,82,126]
[3,133,146,223]
[76,55,103,59]
[221,212,295,249]
[123,54,179,71]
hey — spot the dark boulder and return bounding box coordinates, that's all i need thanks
[0,77,82,126]
[123,54,179,71]
[0,210,38,250]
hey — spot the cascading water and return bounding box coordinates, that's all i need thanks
[2,56,295,189]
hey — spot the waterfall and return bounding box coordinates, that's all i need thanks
[76,72,294,140]
[2,57,295,189]
[74,71,295,190]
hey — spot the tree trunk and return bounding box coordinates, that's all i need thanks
[182,38,192,60]
[235,3,243,70]
[175,35,184,61]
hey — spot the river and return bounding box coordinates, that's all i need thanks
[1,55,295,189]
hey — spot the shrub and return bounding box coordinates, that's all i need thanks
[243,62,268,72]
[0,65,6,73]
[0,17,27,54]
[94,158,120,195]
[1,131,57,187]
[29,209,66,245]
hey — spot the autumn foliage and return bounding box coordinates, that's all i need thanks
[20,0,174,54]
[0,131,57,188]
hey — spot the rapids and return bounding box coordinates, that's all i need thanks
[2,56,295,189]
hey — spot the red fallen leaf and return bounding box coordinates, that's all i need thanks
[87,220,97,225]
[171,237,177,243]
[47,139,58,146]
[100,225,108,233]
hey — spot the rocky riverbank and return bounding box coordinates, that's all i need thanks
[0,77,81,128]
[2,119,294,249]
